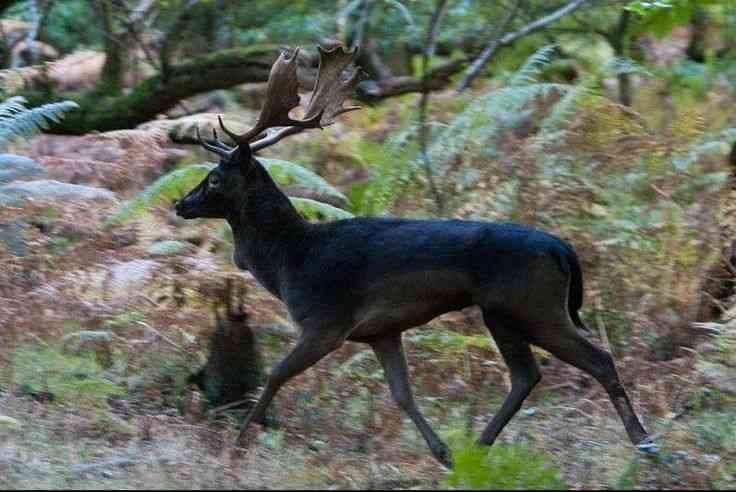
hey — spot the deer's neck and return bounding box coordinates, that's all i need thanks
[227,161,309,299]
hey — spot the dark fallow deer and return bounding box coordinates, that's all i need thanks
[175,44,655,468]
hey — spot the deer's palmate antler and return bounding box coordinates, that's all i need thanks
[210,44,361,153]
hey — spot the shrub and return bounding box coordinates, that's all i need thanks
[443,435,566,490]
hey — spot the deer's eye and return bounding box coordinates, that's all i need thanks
[208,174,221,189]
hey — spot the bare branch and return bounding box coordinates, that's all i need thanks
[456,3,519,92]
[418,0,450,215]
[116,0,162,73]
[457,0,589,92]
[352,0,375,51]
[357,58,464,100]
[159,0,201,81]
[498,0,589,46]
[14,0,46,67]
[364,39,394,80]
[360,0,591,100]
[422,0,449,66]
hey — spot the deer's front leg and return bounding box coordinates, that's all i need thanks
[236,331,344,446]
[371,334,453,468]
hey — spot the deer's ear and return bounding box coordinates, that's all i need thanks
[229,144,252,170]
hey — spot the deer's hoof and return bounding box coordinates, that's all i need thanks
[434,444,454,469]
[636,437,660,455]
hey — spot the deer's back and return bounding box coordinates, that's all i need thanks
[282,218,576,336]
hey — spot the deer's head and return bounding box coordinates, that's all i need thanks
[174,140,253,220]
[175,44,361,221]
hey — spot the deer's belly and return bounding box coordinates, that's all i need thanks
[348,270,474,339]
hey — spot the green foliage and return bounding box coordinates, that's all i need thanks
[0,97,78,151]
[105,163,214,226]
[42,0,102,52]
[13,344,124,407]
[289,197,354,220]
[107,159,352,226]
[430,46,571,173]
[260,158,349,206]
[614,457,642,490]
[348,124,419,215]
[442,437,566,490]
[350,45,606,217]
[692,410,736,452]
[226,0,338,45]
[626,0,719,38]
[408,328,497,355]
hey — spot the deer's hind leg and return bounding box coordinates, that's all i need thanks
[370,334,453,468]
[478,311,541,446]
[526,316,651,447]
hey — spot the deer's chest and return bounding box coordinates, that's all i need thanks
[232,248,283,300]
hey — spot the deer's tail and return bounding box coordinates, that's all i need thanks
[557,242,589,332]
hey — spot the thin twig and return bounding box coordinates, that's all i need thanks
[417,0,450,215]
[115,2,162,74]
[352,0,375,51]
[135,321,185,352]
[208,396,257,415]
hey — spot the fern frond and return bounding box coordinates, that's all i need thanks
[0,98,79,151]
[0,96,28,118]
[426,82,572,177]
[605,57,652,78]
[508,45,558,86]
[672,127,736,171]
[539,78,596,134]
[107,161,353,226]
[290,197,354,221]
[260,158,349,206]
[353,125,420,215]
[105,164,215,227]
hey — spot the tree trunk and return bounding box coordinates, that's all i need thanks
[24,46,279,133]
[93,0,126,95]
[610,10,632,107]
[696,142,736,321]
[686,6,708,63]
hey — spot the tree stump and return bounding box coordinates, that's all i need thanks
[188,278,264,409]
[696,142,736,321]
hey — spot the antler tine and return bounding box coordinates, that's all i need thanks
[218,115,240,144]
[196,124,233,157]
[250,126,305,152]
[218,47,323,146]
